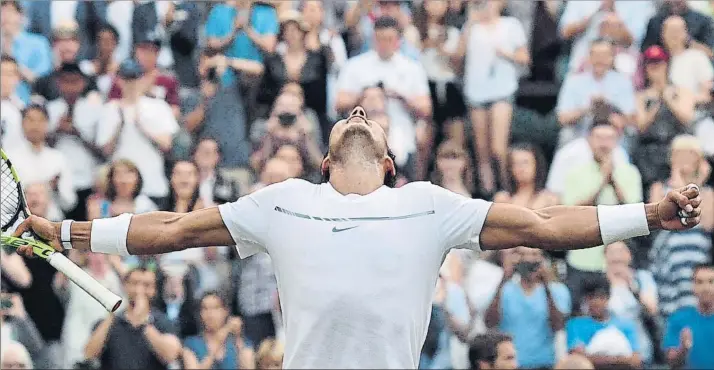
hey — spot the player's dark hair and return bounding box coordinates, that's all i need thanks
[469,331,512,369]
[106,159,144,201]
[374,16,402,35]
[320,148,398,188]
[505,142,548,194]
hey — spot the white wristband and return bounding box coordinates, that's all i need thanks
[60,220,73,250]
[90,213,133,256]
[597,203,651,246]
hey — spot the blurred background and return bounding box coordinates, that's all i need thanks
[1,0,713,369]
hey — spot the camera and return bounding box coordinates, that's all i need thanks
[206,67,219,83]
[0,296,13,310]
[278,112,297,127]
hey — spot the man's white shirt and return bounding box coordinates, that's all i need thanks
[218,179,492,369]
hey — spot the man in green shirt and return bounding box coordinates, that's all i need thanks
[563,120,643,313]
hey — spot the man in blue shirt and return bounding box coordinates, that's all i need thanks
[204,0,278,86]
[566,276,642,368]
[484,247,571,369]
[663,263,714,369]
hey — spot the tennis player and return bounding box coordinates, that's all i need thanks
[15,107,702,369]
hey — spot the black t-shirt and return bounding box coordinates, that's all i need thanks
[95,309,177,370]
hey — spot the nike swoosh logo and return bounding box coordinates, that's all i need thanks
[332,226,359,233]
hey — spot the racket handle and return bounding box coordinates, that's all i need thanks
[47,253,123,312]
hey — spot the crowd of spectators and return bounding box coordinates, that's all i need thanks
[1,0,714,369]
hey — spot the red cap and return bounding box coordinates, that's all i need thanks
[643,45,669,63]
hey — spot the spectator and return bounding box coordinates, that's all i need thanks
[255,338,284,369]
[484,247,571,369]
[1,246,31,290]
[457,0,530,194]
[413,0,465,146]
[193,137,241,208]
[163,1,203,91]
[4,103,76,221]
[562,120,643,313]
[84,267,182,369]
[250,91,324,175]
[204,0,278,116]
[430,140,474,198]
[108,32,180,118]
[86,159,158,220]
[260,10,330,135]
[154,265,202,338]
[335,16,431,180]
[79,23,120,99]
[649,135,713,317]
[556,38,635,147]
[0,55,24,148]
[12,182,64,368]
[0,340,34,370]
[159,160,206,269]
[604,241,659,364]
[494,142,558,209]
[56,251,122,368]
[633,45,695,190]
[182,292,254,369]
[663,263,714,369]
[250,157,293,193]
[46,62,104,222]
[24,0,107,61]
[301,0,348,122]
[468,331,518,370]
[554,353,595,369]
[565,276,642,368]
[181,52,256,177]
[96,59,179,205]
[641,0,714,58]
[576,12,640,81]
[32,21,98,102]
[559,0,653,73]
[0,294,44,364]
[343,0,420,59]
[0,0,52,104]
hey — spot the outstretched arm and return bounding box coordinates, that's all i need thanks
[14,208,234,256]
[480,185,702,251]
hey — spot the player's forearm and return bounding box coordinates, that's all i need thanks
[58,208,232,255]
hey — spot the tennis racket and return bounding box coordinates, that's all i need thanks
[1,149,122,312]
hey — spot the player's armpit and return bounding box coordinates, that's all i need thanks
[125,207,235,255]
[479,203,603,251]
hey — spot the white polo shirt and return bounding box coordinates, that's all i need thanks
[218,179,492,369]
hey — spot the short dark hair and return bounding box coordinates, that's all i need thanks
[98,23,120,42]
[374,16,402,34]
[1,54,18,66]
[21,103,49,120]
[200,290,228,308]
[0,0,22,13]
[469,331,512,370]
[193,136,222,158]
[694,263,714,276]
[583,275,610,298]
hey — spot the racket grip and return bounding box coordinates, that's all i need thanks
[47,253,123,312]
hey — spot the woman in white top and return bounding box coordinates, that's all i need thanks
[455,0,530,196]
[412,0,466,146]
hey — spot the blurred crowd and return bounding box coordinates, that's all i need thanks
[1,0,714,369]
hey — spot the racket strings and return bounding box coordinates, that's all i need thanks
[1,159,21,229]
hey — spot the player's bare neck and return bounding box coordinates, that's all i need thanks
[329,164,384,196]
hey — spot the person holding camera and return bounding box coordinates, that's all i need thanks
[250,91,323,177]
[0,293,45,367]
[484,247,571,369]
